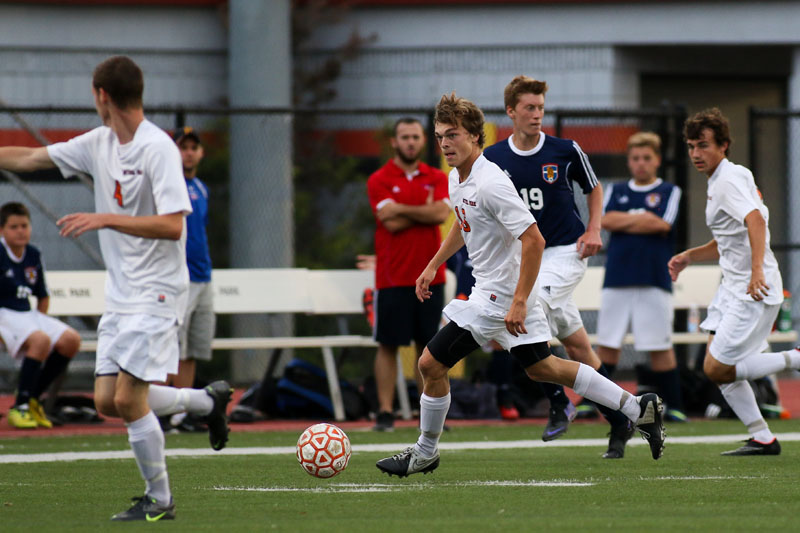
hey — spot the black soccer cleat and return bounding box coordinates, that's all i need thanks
[542,402,577,442]
[373,411,394,432]
[111,495,176,522]
[204,380,233,451]
[376,447,440,478]
[635,393,666,460]
[721,438,781,456]
[603,420,635,459]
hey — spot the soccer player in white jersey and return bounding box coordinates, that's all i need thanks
[0,56,232,520]
[669,108,800,456]
[376,93,666,477]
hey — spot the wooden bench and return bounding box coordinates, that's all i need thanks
[14,265,798,421]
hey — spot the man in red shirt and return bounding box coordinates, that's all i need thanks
[367,118,450,431]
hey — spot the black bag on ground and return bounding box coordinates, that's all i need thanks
[275,358,368,420]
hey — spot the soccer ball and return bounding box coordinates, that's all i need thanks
[296,423,352,478]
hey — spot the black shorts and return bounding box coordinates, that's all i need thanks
[428,321,552,369]
[374,284,444,347]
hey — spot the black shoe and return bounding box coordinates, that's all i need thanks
[542,402,577,442]
[721,438,781,456]
[110,495,176,521]
[204,380,233,451]
[603,421,635,459]
[635,393,666,460]
[376,447,440,477]
[373,411,394,432]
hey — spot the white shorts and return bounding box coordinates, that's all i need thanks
[442,290,551,352]
[537,244,587,339]
[701,285,780,365]
[179,281,215,362]
[596,287,674,351]
[0,308,70,359]
[95,312,179,382]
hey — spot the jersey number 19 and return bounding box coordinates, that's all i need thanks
[520,187,543,210]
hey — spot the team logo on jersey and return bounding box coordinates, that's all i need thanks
[542,164,559,184]
[189,189,200,201]
[618,195,629,204]
[392,185,401,193]
[489,294,497,302]
[645,193,662,208]
[158,294,166,303]
[24,267,37,285]
[5,268,13,278]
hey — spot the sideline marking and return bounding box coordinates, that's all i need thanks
[2,432,799,464]
[212,480,595,493]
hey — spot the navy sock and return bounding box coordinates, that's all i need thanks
[32,350,71,398]
[15,357,42,407]
[603,363,617,379]
[653,368,684,411]
[539,381,569,407]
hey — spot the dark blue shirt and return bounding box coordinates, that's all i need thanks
[483,134,599,247]
[0,241,48,311]
[185,177,212,282]
[602,179,681,292]
[445,246,475,300]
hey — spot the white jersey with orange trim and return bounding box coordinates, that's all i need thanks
[47,119,192,319]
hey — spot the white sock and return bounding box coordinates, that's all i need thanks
[719,381,774,442]
[735,351,796,380]
[414,393,450,458]
[127,411,171,506]
[148,385,213,416]
[571,363,640,422]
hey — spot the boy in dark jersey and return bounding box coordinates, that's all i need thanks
[484,75,634,458]
[596,132,686,422]
[0,202,81,429]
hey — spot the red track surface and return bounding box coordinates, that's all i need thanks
[1,380,798,439]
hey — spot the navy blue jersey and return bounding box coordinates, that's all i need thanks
[445,245,475,300]
[602,179,681,292]
[0,241,48,311]
[483,134,599,247]
[185,177,212,282]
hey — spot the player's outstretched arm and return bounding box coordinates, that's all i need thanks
[58,212,184,240]
[506,223,545,336]
[668,239,719,281]
[744,209,769,301]
[416,223,464,302]
[0,147,55,173]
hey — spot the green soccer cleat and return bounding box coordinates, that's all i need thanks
[8,405,37,429]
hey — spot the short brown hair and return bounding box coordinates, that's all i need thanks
[434,92,485,148]
[392,117,423,137]
[683,107,732,156]
[92,56,144,110]
[0,202,30,227]
[627,131,662,156]
[504,75,549,110]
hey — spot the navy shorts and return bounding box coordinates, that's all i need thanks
[374,284,444,347]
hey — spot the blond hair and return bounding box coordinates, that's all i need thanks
[627,131,662,156]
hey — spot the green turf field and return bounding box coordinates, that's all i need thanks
[2,419,799,532]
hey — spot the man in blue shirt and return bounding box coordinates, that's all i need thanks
[484,75,634,458]
[0,202,81,429]
[595,132,685,422]
[166,127,216,430]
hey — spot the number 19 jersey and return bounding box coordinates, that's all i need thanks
[483,133,599,247]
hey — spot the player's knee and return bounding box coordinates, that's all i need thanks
[418,349,447,380]
[23,331,50,360]
[56,328,81,357]
[703,355,735,384]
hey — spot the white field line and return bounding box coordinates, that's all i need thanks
[212,480,596,493]
[2,432,800,464]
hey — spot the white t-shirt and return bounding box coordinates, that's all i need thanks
[449,154,537,308]
[47,120,192,318]
[705,158,782,305]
